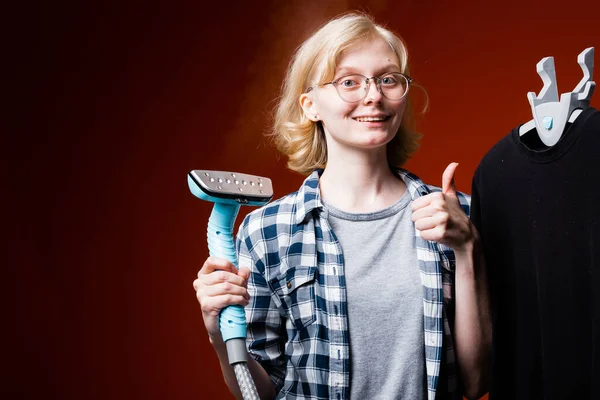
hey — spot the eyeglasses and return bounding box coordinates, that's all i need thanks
[309,72,413,103]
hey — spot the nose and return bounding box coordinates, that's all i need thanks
[362,78,383,104]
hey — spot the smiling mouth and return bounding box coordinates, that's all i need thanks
[353,116,391,122]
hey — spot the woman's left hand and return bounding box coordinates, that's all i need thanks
[411,162,476,254]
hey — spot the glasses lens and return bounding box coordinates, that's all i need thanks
[334,75,367,102]
[379,73,409,100]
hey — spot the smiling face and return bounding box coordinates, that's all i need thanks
[301,36,408,155]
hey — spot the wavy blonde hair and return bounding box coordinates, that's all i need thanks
[272,12,422,175]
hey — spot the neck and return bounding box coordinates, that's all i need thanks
[319,147,406,213]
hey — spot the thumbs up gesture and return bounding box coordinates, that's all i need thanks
[411,162,475,252]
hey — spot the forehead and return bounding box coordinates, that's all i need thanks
[335,37,400,74]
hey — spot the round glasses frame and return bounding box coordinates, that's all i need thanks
[308,72,413,103]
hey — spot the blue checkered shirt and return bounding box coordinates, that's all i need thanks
[236,169,470,400]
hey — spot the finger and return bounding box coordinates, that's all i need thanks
[238,267,251,288]
[411,194,433,211]
[411,206,435,222]
[414,216,438,232]
[204,282,250,299]
[238,266,251,281]
[201,294,250,315]
[418,226,446,242]
[202,270,247,287]
[199,257,238,276]
[415,213,448,232]
[442,162,459,196]
[412,191,446,212]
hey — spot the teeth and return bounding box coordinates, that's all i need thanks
[355,116,387,122]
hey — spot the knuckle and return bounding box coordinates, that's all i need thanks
[224,294,235,304]
[438,226,447,237]
[223,281,236,292]
[217,271,229,282]
[202,257,213,269]
[206,256,218,265]
[197,275,209,286]
[200,302,212,313]
[212,271,224,282]
[439,213,449,224]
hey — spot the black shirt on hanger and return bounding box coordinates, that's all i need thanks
[471,107,600,400]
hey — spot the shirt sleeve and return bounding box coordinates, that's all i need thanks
[236,222,286,394]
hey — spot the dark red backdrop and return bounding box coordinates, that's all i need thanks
[10,1,599,399]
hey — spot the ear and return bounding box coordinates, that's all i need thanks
[299,92,320,122]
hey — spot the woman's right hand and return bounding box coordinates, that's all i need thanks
[192,257,251,345]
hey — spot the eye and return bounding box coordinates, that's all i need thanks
[381,75,398,85]
[340,79,357,87]
[337,76,361,88]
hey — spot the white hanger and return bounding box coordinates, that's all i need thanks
[519,47,595,146]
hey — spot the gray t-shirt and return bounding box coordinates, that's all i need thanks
[323,189,427,400]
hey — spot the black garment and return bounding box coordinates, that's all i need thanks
[471,107,600,400]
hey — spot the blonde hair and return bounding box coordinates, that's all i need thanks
[272,12,422,175]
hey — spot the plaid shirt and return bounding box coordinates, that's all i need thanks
[236,169,470,400]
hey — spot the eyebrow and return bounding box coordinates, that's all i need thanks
[335,64,401,77]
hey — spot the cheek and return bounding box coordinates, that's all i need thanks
[314,94,355,119]
[392,103,407,125]
[321,106,355,124]
[397,103,406,116]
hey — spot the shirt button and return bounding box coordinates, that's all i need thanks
[287,281,292,289]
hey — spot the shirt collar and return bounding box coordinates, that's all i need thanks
[293,168,433,225]
[294,169,323,225]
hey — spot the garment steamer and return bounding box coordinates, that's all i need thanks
[188,170,273,400]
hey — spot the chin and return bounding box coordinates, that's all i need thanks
[363,132,397,146]
[357,137,395,149]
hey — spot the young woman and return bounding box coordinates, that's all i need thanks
[193,12,491,400]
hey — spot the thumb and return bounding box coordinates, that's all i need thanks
[442,162,459,196]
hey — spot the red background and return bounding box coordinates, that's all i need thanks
[10,0,599,399]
